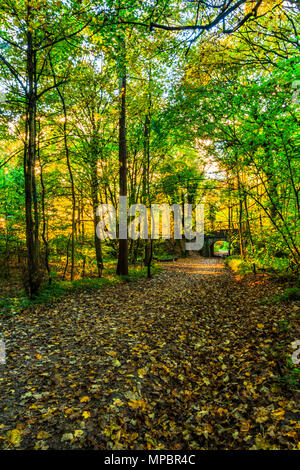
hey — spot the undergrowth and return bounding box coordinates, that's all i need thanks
[0,264,161,317]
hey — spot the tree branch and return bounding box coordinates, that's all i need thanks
[134,0,264,34]
[36,80,68,100]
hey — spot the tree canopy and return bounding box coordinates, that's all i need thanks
[0,0,299,293]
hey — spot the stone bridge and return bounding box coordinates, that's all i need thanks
[200,229,233,257]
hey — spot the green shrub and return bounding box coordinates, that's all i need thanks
[225,255,251,274]
[273,287,300,304]
[0,296,30,317]
[0,263,161,316]
[277,360,300,391]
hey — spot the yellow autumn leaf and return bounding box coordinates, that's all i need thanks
[106,351,117,357]
[112,398,124,407]
[82,411,91,419]
[37,431,49,439]
[128,399,148,411]
[61,433,73,442]
[7,429,22,447]
[204,424,213,433]
[240,422,250,433]
[80,396,90,403]
[137,368,147,378]
[272,409,285,420]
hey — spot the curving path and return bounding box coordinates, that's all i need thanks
[0,257,298,450]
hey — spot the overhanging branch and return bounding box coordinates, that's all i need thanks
[125,0,264,34]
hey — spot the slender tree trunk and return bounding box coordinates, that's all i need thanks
[57,88,76,280]
[24,24,40,296]
[116,54,128,276]
[228,204,232,256]
[263,144,279,220]
[81,198,85,242]
[81,255,86,278]
[63,235,71,280]
[237,175,245,258]
[76,198,80,241]
[91,160,103,277]
[243,191,256,274]
[243,192,254,252]
[49,57,76,280]
[32,52,39,253]
[143,114,153,277]
[38,121,51,283]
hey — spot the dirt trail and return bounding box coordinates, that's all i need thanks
[0,257,298,450]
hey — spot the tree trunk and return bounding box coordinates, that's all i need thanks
[237,175,245,259]
[143,114,153,277]
[91,161,103,277]
[38,121,51,283]
[228,204,232,256]
[116,54,128,276]
[57,87,76,280]
[24,25,40,296]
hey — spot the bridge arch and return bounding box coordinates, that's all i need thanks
[200,229,233,257]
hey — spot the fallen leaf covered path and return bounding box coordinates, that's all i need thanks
[0,257,299,449]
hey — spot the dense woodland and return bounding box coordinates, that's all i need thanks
[0,0,300,452]
[0,0,299,298]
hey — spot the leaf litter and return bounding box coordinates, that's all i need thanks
[0,257,299,450]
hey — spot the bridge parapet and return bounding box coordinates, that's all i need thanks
[206,229,229,238]
[201,228,237,257]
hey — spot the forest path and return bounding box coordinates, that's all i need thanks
[0,257,298,450]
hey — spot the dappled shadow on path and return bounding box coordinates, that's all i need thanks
[161,256,225,275]
[0,255,297,450]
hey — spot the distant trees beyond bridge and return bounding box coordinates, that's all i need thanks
[200,229,237,257]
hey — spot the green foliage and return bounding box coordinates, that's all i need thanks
[224,255,251,274]
[0,0,299,296]
[0,263,161,317]
[273,287,300,304]
[0,296,30,317]
[214,240,229,253]
[277,360,300,391]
